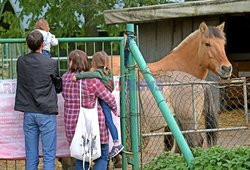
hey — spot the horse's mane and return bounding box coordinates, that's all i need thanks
[172,30,199,52]
[173,26,225,52]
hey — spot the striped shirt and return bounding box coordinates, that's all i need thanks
[62,71,117,144]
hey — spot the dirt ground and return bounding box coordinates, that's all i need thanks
[0,158,125,170]
[0,159,62,170]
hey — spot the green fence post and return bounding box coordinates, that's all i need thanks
[127,24,140,170]
[120,39,128,170]
[126,23,194,166]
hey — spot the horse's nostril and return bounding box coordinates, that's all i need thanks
[221,65,232,73]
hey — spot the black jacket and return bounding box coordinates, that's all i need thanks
[14,52,59,114]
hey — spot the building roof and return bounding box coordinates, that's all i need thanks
[104,0,250,24]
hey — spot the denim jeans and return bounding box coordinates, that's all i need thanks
[42,50,51,58]
[23,112,57,170]
[75,144,109,170]
[99,98,118,141]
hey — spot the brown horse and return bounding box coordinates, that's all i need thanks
[143,21,231,150]
[110,22,232,154]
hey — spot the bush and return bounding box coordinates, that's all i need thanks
[143,146,250,170]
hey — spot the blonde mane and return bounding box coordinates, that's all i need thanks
[172,30,199,52]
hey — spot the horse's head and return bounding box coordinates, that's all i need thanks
[198,22,232,79]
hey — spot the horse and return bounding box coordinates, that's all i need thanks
[145,21,232,150]
[110,22,232,154]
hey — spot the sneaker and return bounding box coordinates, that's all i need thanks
[109,144,124,158]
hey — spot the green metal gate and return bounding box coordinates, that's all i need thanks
[0,37,125,79]
[0,36,127,170]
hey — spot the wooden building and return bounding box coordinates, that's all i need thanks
[104,0,250,78]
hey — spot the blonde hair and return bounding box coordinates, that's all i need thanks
[92,51,110,75]
[35,19,50,32]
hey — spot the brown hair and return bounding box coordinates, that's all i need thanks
[35,19,50,32]
[92,51,110,75]
[68,50,88,72]
[26,30,44,52]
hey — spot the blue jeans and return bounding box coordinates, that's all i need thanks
[75,144,109,170]
[23,112,57,170]
[99,98,118,141]
[42,50,51,58]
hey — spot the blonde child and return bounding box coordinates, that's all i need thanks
[35,19,58,58]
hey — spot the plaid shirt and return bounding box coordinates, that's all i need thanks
[62,71,117,144]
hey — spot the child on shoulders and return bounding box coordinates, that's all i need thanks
[35,19,58,58]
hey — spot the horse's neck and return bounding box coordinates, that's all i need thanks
[167,51,208,79]
[148,31,208,80]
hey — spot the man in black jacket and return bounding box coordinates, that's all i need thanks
[15,30,59,170]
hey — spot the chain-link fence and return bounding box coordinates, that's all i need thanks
[124,71,250,167]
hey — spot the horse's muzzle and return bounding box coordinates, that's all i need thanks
[218,65,232,79]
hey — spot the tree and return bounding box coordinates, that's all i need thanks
[0,0,183,38]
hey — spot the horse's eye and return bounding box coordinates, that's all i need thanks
[205,43,211,47]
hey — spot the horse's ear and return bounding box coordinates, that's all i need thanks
[199,22,208,33]
[217,22,225,31]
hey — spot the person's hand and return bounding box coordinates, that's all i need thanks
[72,75,77,81]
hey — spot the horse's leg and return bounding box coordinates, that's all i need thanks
[163,125,174,151]
[163,117,181,153]
[163,126,179,153]
[185,130,204,148]
[176,115,204,149]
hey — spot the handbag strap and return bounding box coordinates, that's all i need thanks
[79,79,82,107]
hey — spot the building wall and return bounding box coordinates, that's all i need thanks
[138,16,220,63]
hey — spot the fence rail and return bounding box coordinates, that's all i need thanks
[0,37,124,79]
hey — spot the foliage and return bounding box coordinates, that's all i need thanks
[143,146,250,170]
[191,146,250,170]
[0,0,180,38]
[143,151,187,170]
[0,11,25,37]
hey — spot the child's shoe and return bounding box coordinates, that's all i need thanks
[109,144,124,158]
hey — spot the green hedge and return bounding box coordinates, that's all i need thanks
[143,146,250,170]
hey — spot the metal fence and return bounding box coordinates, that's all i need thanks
[125,71,250,166]
[0,37,125,170]
[1,36,250,169]
[0,37,124,79]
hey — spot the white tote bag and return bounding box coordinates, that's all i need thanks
[70,80,101,163]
